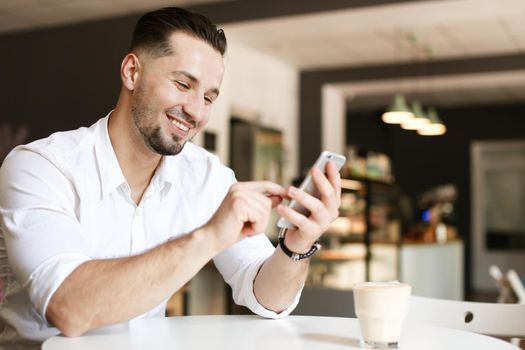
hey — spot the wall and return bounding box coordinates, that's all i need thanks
[198,39,299,185]
[0,16,134,140]
[346,102,525,295]
[321,85,346,158]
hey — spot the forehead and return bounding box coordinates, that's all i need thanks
[147,32,225,87]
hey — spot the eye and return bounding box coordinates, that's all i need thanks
[174,80,190,90]
[204,96,214,105]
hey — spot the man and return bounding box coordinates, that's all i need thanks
[0,7,341,349]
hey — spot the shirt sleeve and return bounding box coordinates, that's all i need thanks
[213,234,302,318]
[0,148,92,323]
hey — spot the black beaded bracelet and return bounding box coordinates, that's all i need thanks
[278,228,321,261]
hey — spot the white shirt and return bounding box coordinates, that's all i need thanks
[0,114,300,349]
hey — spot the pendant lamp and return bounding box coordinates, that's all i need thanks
[417,107,446,135]
[381,93,414,124]
[401,100,430,130]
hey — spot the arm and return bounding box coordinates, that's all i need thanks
[46,227,219,336]
[253,161,341,312]
[47,181,287,336]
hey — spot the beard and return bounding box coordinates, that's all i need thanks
[131,89,188,156]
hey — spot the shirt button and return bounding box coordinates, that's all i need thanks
[135,209,141,216]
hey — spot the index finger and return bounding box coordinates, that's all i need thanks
[238,180,288,197]
[325,161,342,200]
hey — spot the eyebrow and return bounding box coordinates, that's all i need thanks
[172,70,220,97]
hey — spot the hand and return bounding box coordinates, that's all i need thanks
[276,161,341,253]
[205,181,287,250]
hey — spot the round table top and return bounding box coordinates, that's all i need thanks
[42,315,519,350]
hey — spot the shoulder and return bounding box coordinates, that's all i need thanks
[6,119,102,166]
[0,118,104,185]
[29,122,99,162]
[0,125,100,209]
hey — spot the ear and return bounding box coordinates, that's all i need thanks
[121,53,141,91]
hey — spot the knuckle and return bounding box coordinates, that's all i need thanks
[231,199,242,212]
[231,191,241,201]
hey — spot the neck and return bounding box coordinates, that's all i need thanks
[108,103,161,205]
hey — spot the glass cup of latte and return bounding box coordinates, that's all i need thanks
[353,281,411,349]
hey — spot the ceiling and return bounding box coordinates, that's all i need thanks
[2,0,525,109]
[0,0,227,34]
[224,0,525,70]
[222,0,525,110]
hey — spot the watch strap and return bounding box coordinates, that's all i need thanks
[278,228,321,261]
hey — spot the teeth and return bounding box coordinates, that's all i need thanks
[171,119,189,132]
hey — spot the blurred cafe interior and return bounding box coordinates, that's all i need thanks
[0,0,524,321]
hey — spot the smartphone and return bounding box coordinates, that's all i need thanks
[277,151,346,229]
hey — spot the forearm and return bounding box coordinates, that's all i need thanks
[253,246,309,313]
[47,227,219,336]
[254,160,343,313]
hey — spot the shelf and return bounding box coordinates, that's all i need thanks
[313,175,401,284]
[341,176,394,186]
[315,249,366,261]
[401,238,463,246]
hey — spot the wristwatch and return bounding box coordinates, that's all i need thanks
[278,228,321,261]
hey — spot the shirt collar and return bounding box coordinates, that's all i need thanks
[148,156,173,200]
[94,112,128,200]
[94,111,185,201]
[152,143,202,200]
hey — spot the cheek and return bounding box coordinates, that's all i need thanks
[163,84,180,101]
[197,112,211,127]
[141,80,177,107]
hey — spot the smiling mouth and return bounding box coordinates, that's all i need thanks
[166,114,192,134]
[171,119,189,132]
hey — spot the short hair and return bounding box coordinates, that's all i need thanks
[130,7,227,57]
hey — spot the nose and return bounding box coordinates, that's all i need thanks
[182,91,206,125]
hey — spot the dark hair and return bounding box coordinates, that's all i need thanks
[131,7,227,57]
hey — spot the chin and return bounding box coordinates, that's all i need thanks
[147,137,185,156]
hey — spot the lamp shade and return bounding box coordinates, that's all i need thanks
[381,93,414,124]
[401,100,430,130]
[417,107,446,135]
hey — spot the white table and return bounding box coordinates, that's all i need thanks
[42,315,519,350]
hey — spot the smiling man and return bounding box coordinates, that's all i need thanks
[0,7,341,349]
